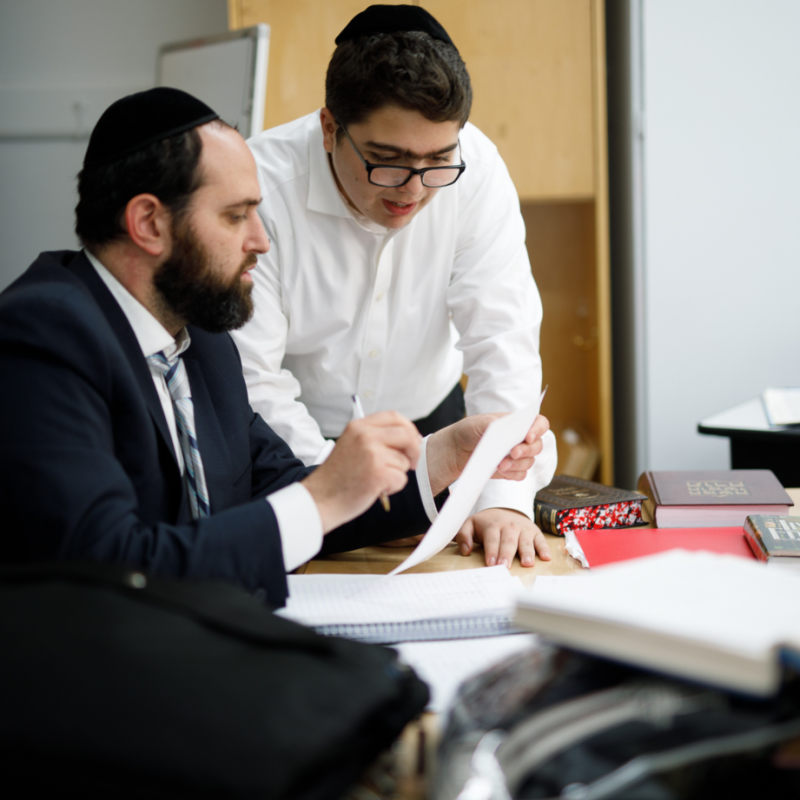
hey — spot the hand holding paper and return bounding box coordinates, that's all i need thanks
[391,390,548,574]
[426,409,549,497]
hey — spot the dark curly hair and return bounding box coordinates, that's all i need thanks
[325,30,472,132]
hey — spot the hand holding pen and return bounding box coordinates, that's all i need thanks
[351,394,391,512]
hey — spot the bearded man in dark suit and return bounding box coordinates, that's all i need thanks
[0,88,549,606]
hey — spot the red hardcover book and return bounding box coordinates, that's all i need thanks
[636,470,792,528]
[574,527,756,568]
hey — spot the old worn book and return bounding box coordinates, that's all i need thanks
[744,515,800,573]
[637,470,792,528]
[534,475,646,535]
[515,550,800,696]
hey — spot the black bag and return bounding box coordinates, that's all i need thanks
[0,562,428,799]
[434,644,800,800]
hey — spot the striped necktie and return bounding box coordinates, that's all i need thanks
[147,350,210,519]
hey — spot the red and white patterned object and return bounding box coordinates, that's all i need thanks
[554,501,643,535]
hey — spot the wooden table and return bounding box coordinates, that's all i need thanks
[296,531,584,584]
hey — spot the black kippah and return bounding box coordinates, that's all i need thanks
[83,87,219,168]
[335,4,455,49]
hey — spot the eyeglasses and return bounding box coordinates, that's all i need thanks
[339,124,466,188]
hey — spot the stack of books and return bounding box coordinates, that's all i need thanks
[636,469,792,528]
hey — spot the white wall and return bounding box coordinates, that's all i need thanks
[0,0,229,290]
[628,1,800,474]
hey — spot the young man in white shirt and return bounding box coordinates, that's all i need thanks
[233,5,558,569]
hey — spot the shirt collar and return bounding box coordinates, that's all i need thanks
[84,249,191,359]
[306,118,394,236]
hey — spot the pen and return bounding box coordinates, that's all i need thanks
[351,394,391,512]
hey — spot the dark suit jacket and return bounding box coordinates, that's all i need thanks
[0,251,430,606]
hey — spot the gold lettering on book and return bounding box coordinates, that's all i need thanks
[686,481,749,498]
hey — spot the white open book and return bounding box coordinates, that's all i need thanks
[515,550,800,696]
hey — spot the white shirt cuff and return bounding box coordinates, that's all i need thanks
[416,435,439,523]
[472,429,558,519]
[266,482,324,572]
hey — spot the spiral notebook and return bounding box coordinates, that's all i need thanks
[277,566,523,644]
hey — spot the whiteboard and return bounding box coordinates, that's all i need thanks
[157,25,269,139]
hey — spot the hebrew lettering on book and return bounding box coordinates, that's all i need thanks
[686,481,749,498]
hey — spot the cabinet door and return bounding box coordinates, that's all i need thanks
[230,0,595,200]
[424,0,595,199]
[229,0,406,130]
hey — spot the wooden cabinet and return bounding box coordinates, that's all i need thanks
[229,0,613,483]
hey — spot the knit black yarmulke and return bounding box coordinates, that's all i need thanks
[335,4,455,49]
[83,87,219,167]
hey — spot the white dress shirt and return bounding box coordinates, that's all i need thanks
[234,111,557,519]
[85,250,326,571]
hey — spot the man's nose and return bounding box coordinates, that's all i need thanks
[399,172,425,195]
[247,215,270,254]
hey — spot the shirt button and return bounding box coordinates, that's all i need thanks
[376,293,384,302]
[369,349,379,359]
[363,390,374,399]
[253,588,267,602]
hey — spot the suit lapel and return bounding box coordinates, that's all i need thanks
[67,252,180,466]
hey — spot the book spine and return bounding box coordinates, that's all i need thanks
[534,501,561,535]
[743,518,769,563]
[637,471,659,506]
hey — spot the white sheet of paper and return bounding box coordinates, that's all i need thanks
[278,566,519,626]
[389,390,546,575]
[394,633,540,712]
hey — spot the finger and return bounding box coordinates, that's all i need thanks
[480,523,502,567]
[351,423,421,474]
[455,517,475,557]
[496,456,535,476]
[506,438,544,461]
[492,460,535,482]
[380,461,412,497]
[533,527,551,561]
[497,525,522,568]
[517,526,537,567]
[533,414,550,439]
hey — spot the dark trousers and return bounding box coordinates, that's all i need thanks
[412,383,466,437]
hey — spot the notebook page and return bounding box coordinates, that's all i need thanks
[278,566,519,627]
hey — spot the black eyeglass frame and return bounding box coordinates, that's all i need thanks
[338,123,466,188]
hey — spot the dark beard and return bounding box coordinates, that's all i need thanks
[153,220,255,333]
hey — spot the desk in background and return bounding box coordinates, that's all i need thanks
[698,398,800,487]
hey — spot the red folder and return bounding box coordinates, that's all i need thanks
[574,527,755,568]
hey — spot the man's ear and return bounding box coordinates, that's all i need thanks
[123,193,172,257]
[320,108,338,154]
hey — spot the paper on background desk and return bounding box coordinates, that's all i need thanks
[390,390,546,575]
